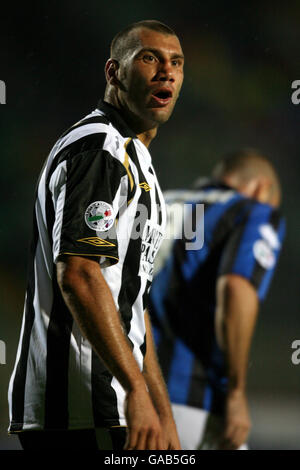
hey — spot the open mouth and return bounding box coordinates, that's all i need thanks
[153,90,172,99]
[151,88,173,106]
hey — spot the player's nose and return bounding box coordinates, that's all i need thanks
[156,61,175,82]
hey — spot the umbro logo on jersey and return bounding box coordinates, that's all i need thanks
[77,237,116,247]
[139,182,151,192]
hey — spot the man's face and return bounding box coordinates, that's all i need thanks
[115,28,184,128]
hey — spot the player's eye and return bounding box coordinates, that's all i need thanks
[143,54,156,63]
[171,59,183,67]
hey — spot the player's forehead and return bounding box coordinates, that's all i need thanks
[128,27,184,58]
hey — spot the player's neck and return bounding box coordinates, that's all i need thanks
[104,93,158,147]
[136,128,157,148]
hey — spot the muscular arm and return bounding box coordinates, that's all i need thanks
[56,255,165,450]
[143,311,181,449]
[215,274,259,449]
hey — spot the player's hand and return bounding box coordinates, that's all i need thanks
[123,387,167,450]
[219,389,251,450]
[159,414,181,450]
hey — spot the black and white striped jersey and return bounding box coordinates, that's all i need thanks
[8,100,166,431]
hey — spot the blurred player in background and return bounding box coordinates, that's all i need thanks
[149,149,285,450]
[8,20,184,450]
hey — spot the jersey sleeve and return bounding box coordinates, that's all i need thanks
[49,145,128,266]
[218,203,286,301]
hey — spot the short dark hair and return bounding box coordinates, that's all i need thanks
[211,148,272,181]
[110,20,177,61]
[210,148,281,202]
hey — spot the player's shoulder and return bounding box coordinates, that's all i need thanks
[245,198,284,223]
[60,108,109,138]
[163,188,196,204]
[50,106,132,168]
[162,179,221,205]
[164,181,243,206]
[239,198,286,248]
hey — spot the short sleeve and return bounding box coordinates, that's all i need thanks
[50,145,127,266]
[218,203,286,301]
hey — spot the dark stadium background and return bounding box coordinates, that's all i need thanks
[0,1,299,450]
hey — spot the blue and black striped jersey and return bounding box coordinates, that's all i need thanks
[149,181,285,414]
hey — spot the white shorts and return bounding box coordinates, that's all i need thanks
[172,403,248,450]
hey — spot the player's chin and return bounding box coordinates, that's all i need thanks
[149,107,174,125]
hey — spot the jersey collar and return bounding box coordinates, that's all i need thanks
[97,99,136,139]
[193,178,234,192]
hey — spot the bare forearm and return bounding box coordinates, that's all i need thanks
[215,274,258,448]
[143,311,181,449]
[57,256,145,393]
[216,275,259,391]
[143,312,173,418]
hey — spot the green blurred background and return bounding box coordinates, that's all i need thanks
[0,0,299,449]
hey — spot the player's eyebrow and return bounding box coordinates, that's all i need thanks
[136,47,185,61]
[170,52,185,61]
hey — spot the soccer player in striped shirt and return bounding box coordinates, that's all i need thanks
[149,149,285,450]
[8,20,184,450]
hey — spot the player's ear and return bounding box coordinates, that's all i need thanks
[251,177,272,204]
[105,59,120,86]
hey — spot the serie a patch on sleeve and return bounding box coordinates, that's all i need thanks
[253,223,281,270]
[253,239,276,270]
[84,201,115,232]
